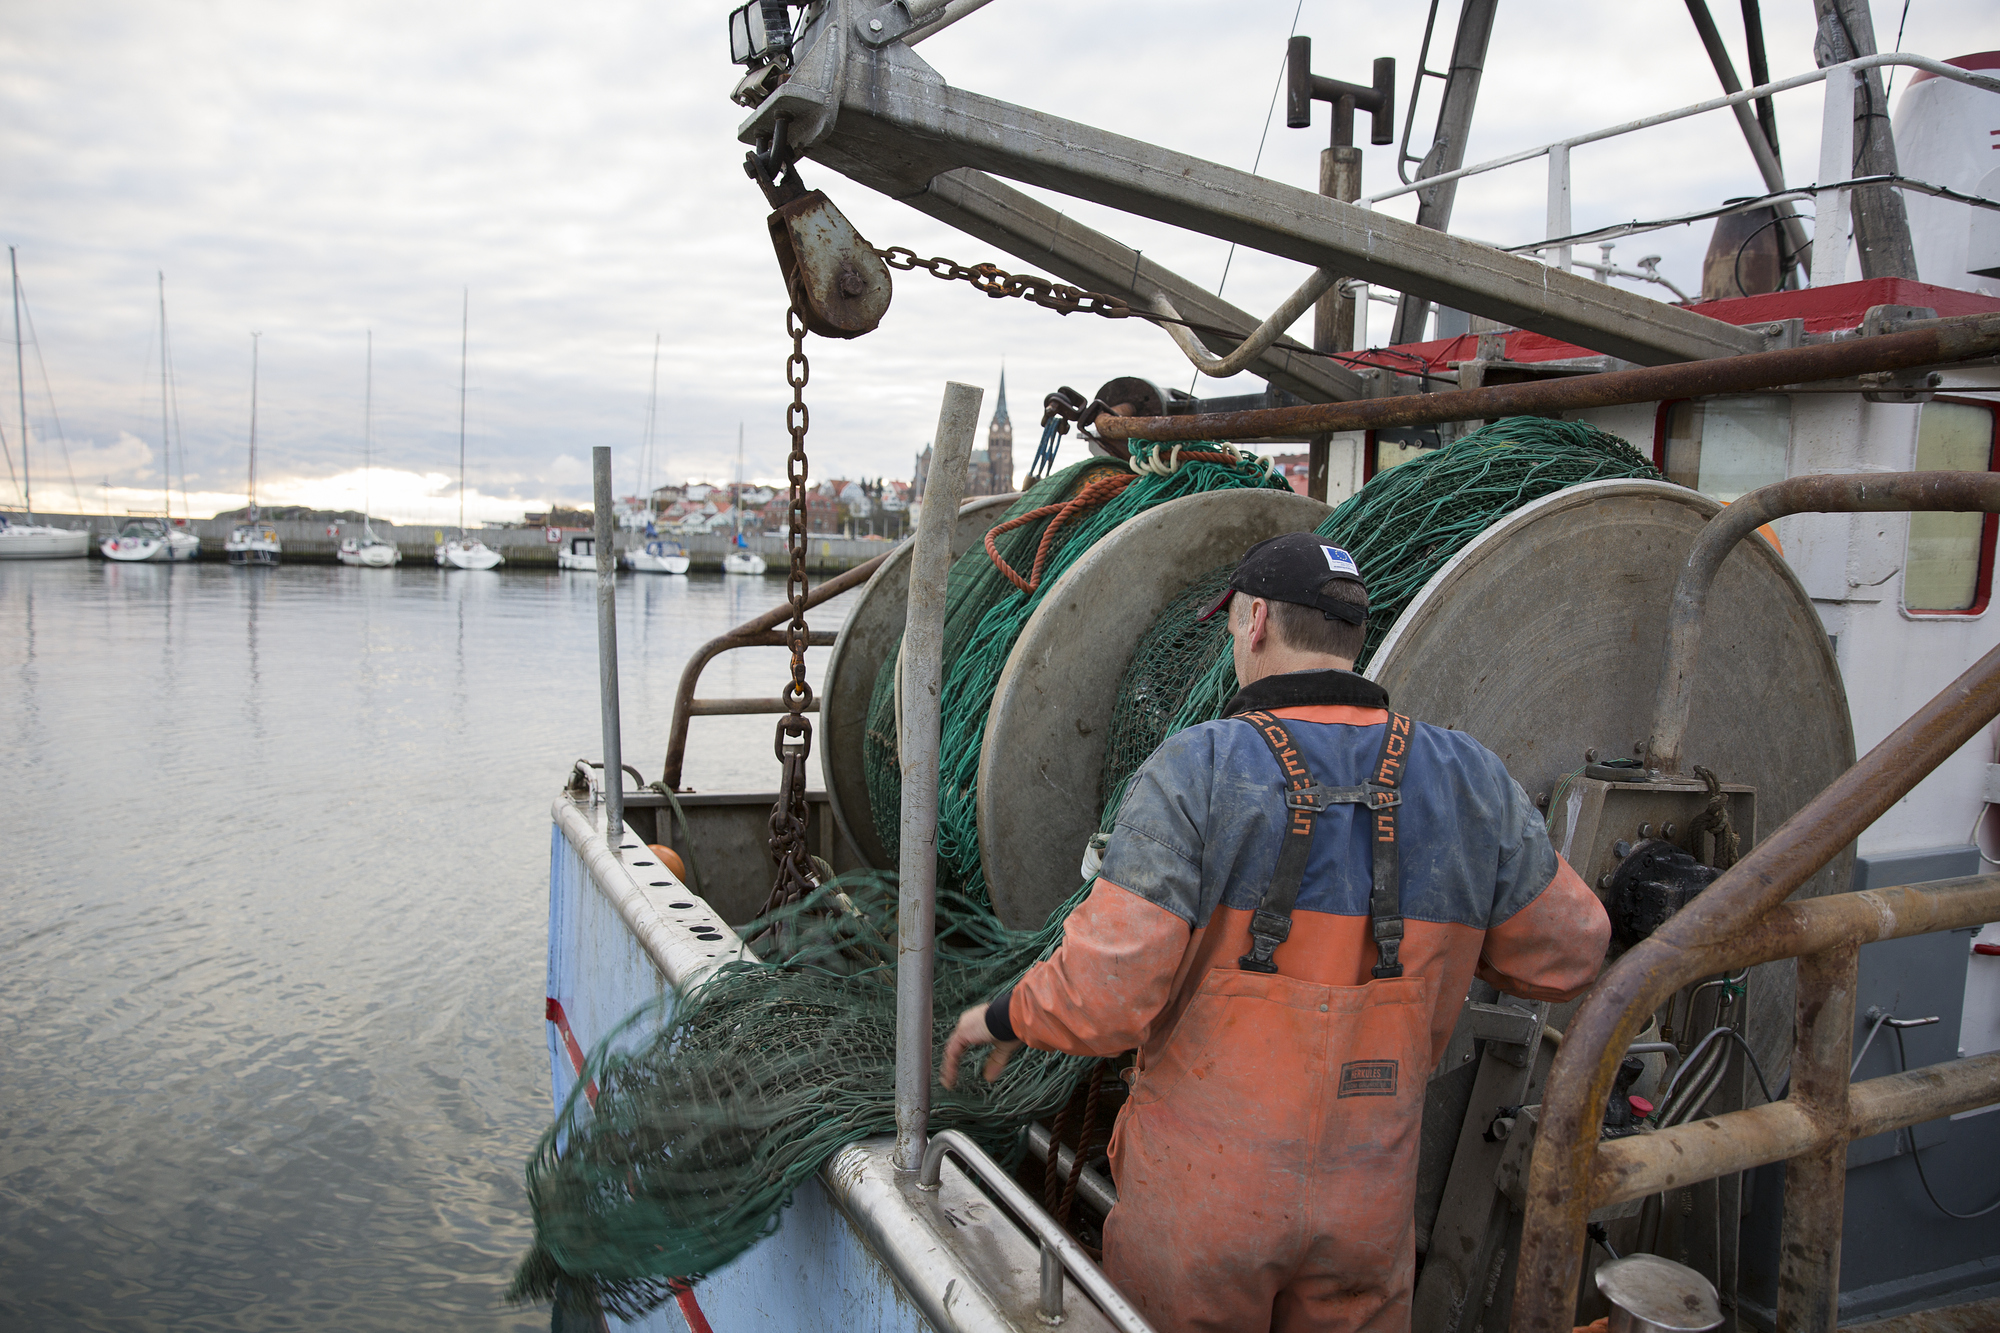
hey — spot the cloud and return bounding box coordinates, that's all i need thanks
[4,0,1995,522]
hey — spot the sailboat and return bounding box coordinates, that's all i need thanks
[338,331,400,567]
[435,290,502,570]
[223,333,280,566]
[625,335,689,575]
[102,273,199,563]
[720,423,766,575]
[0,247,89,559]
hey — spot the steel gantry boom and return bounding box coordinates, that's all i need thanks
[746,0,1768,369]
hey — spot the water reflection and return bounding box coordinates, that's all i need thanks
[0,561,852,1329]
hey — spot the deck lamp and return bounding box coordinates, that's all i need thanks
[728,0,795,66]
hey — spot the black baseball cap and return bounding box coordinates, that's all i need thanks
[1196,532,1368,625]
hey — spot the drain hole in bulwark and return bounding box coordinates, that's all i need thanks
[669,902,694,909]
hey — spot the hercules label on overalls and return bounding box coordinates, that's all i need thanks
[944,533,1609,1333]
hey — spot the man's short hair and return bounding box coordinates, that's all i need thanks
[1267,577,1368,660]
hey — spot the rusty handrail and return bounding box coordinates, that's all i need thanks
[1648,471,2000,773]
[1591,1049,2000,1208]
[1092,311,2000,442]
[660,552,890,790]
[1512,639,2000,1333]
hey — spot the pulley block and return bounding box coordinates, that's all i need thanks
[767,191,893,339]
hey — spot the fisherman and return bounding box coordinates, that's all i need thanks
[942,533,1610,1333]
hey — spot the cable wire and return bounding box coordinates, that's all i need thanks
[1893,1027,2000,1219]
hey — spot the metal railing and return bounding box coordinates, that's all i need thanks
[920,1130,1157,1332]
[1361,53,2000,280]
[659,551,887,790]
[1513,475,2000,1333]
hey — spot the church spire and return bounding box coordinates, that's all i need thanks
[992,367,1009,426]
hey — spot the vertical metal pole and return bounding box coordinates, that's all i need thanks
[1775,943,1857,1333]
[592,446,624,847]
[12,247,29,521]
[894,380,984,1173]
[1545,143,1573,275]
[1813,65,1856,288]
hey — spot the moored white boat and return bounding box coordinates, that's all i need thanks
[627,538,689,573]
[436,536,504,570]
[338,532,400,566]
[337,335,400,567]
[721,547,767,575]
[224,521,281,566]
[101,517,200,563]
[557,534,600,571]
[0,516,90,559]
[2,250,88,560]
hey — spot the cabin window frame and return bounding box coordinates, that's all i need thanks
[1900,395,2000,621]
[1650,395,1795,501]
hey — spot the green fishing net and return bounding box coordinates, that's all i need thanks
[514,416,1660,1318]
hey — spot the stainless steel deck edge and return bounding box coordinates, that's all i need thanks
[552,795,744,990]
[822,1141,1024,1333]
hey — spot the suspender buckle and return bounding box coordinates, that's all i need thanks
[1366,785,1401,810]
[1238,908,1292,973]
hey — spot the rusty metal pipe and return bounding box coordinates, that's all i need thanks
[660,557,885,790]
[1094,312,2000,442]
[1649,471,2000,773]
[1512,639,2000,1333]
[1590,1049,2000,1205]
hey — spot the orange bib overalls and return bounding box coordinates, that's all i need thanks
[1104,712,1433,1333]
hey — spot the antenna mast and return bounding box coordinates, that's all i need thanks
[246,332,260,519]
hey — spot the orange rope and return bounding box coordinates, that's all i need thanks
[981,451,1247,593]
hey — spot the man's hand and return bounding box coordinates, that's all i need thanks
[940,1004,1025,1089]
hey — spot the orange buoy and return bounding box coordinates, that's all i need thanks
[647,844,688,880]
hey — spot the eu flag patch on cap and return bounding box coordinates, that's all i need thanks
[1320,545,1360,581]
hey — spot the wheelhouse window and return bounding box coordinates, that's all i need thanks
[1904,399,1999,616]
[1656,396,1791,502]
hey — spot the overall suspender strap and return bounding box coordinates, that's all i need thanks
[1235,710,1410,979]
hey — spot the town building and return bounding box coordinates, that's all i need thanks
[913,368,1015,502]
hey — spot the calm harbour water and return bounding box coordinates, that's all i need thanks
[0,557,854,1330]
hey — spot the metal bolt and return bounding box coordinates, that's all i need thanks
[1586,747,1599,762]
[1663,822,1677,839]
[869,16,883,30]
[1599,873,1615,890]
[1638,823,1652,838]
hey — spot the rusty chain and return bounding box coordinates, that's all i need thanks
[876,246,1137,320]
[765,305,820,921]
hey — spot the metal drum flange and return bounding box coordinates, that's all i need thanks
[820,493,1018,868]
[978,487,1333,930]
[1366,478,1854,1226]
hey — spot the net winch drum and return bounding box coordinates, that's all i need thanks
[820,492,1019,868]
[976,487,1334,930]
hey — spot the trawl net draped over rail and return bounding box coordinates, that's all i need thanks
[513,419,1659,1318]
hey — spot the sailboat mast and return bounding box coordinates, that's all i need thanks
[158,274,171,522]
[246,332,260,519]
[734,422,743,539]
[11,247,29,522]
[457,288,468,539]
[363,330,373,532]
[644,333,660,522]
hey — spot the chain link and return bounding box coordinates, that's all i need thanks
[765,305,820,922]
[876,246,1136,320]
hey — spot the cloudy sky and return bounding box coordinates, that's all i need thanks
[2,0,1993,524]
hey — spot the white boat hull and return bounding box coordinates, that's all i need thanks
[0,524,91,559]
[557,551,599,571]
[100,529,200,562]
[436,540,504,570]
[722,551,767,575]
[225,525,282,566]
[337,540,400,567]
[625,550,690,574]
